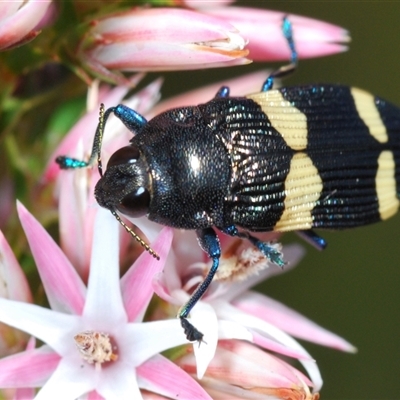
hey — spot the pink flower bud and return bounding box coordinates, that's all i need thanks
[0,0,52,51]
[78,7,249,82]
[204,7,350,61]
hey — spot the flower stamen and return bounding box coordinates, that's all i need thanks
[74,330,118,370]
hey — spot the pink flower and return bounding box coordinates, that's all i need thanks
[178,340,320,400]
[204,7,350,60]
[0,0,52,51]
[78,7,249,84]
[76,5,349,83]
[154,232,356,393]
[0,203,210,399]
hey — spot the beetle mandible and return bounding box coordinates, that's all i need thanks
[57,18,400,342]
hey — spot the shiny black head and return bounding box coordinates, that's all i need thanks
[94,144,151,218]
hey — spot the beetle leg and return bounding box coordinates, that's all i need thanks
[296,229,327,251]
[113,104,148,133]
[261,16,298,92]
[178,227,221,342]
[56,105,115,175]
[57,104,149,176]
[220,225,285,267]
[215,86,230,98]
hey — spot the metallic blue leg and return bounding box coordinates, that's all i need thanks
[179,227,221,342]
[113,104,148,133]
[221,225,285,267]
[296,229,327,250]
[57,105,114,172]
[261,16,298,92]
[56,104,148,174]
[215,86,230,98]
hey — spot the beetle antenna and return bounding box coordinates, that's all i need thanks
[91,103,116,177]
[110,209,160,260]
[56,103,115,172]
[96,104,106,177]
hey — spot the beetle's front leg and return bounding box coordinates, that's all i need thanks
[220,225,285,268]
[178,227,221,342]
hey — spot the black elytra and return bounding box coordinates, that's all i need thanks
[56,18,400,342]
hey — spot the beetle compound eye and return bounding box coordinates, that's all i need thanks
[117,187,150,218]
[107,146,141,168]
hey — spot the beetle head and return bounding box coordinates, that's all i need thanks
[94,145,150,218]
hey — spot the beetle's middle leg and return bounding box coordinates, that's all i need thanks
[220,225,285,267]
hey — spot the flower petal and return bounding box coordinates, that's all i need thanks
[0,298,80,355]
[252,331,313,361]
[81,7,249,73]
[0,227,31,302]
[183,0,235,8]
[217,340,313,387]
[0,345,59,388]
[191,303,219,379]
[17,201,86,315]
[95,366,142,400]
[34,358,95,400]
[88,42,249,72]
[13,339,37,398]
[122,320,187,366]
[215,301,322,390]
[14,386,36,400]
[151,273,180,306]
[0,2,23,20]
[92,8,239,44]
[83,208,127,327]
[137,354,212,400]
[58,165,97,280]
[213,302,313,360]
[204,7,350,60]
[121,227,173,322]
[217,320,253,342]
[0,0,51,50]
[179,340,313,390]
[234,291,357,352]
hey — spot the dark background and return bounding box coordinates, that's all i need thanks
[159,2,400,399]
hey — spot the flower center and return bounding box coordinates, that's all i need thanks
[74,330,118,370]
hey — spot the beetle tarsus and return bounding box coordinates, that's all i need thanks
[220,225,285,268]
[55,156,88,169]
[255,241,285,268]
[180,317,204,343]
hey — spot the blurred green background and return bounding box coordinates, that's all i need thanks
[159,1,400,399]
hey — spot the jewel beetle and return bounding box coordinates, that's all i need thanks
[57,18,400,342]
